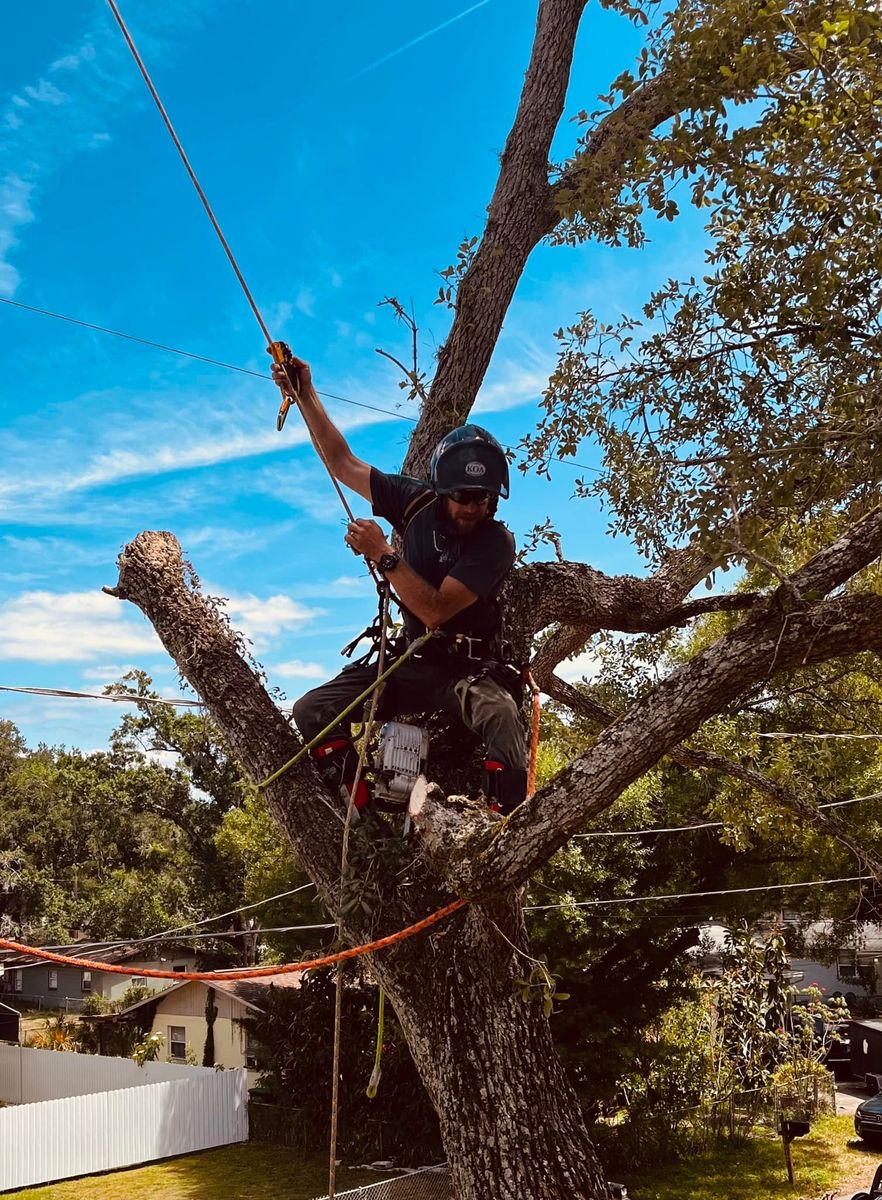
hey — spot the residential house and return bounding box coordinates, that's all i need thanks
[786,920,882,1003]
[0,942,202,1012]
[81,974,300,1086]
[697,919,882,1006]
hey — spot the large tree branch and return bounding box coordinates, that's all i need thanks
[539,671,882,884]
[403,0,588,475]
[414,589,882,896]
[507,560,758,645]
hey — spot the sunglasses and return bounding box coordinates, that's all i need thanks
[448,488,491,505]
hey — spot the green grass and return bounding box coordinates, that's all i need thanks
[11,1144,394,1200]
[626,1115,881,1200]
[10,1117,880,1200]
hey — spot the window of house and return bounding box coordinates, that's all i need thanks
[13,969,23,993]
[172,964,186,973]
[837,951,860,980]
[245,1030,259,1070]
[81,971,92,993]
[47,970,58,991]
[169,1025,187,1061]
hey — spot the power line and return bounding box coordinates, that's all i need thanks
[4,682,881,837]
[757,731,882,741]
[0,297,416,425]
[0,883,324,964]
[573,791,882,839]
[0,685,203,708]
[0,295,603,473]
[524,873,874,912]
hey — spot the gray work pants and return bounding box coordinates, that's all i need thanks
[291,649,526,770]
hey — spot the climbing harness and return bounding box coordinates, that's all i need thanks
[258,631,435,791]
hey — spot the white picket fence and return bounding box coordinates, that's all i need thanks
[0,1046,248,1190]
[0,1042,219,1103]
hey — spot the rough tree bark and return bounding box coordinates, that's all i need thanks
[108,3,882,1196]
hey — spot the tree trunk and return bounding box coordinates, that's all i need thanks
[109,531,610,1198]
[377,899,610,1200]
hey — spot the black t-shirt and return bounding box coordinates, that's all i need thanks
[370,467,515,642]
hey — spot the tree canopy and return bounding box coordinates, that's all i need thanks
[28,0,882,1194]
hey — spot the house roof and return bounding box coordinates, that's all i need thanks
[81,973,301,1021]
[0,941,202,969]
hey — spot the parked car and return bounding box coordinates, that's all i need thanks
[844,1161,882,1199]
[855,1093,882,1145]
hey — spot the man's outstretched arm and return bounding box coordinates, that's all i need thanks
[273,358,372,503]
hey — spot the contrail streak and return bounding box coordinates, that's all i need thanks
[347,0,491,82]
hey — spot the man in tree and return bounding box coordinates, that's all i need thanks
[109,0,882,1191]
[273,357,528,817]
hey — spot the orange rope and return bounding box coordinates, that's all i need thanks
[526,672,541,799]
[0,899,468,982]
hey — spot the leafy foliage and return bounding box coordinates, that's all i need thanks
[246,969,442,1164]
[527,0,882,564]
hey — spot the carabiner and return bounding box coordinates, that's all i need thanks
[268,340,300,431]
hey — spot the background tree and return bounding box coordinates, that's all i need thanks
[105,0,882,1196]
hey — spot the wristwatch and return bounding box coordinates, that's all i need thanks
[378,551,400,575]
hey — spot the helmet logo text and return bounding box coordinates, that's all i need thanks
[465,461,486,477]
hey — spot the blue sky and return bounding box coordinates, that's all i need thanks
[0,0,709,753]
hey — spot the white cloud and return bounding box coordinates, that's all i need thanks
[557,648,602,684]
[0,5,213,297]
[264,300,294,331]
[271,659,329,680]
[0,383,391,526]
[213,592,323,648]
[473,339,552,416]
[22,80,70,106]
[80,663,142,683]
[0,174,35,295]
[0,590,163,662]
[2,535,110,570]
[329,574,372,594]
[294,288,316,317]
[174,524,287,559]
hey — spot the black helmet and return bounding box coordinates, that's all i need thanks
[429,424,510,499]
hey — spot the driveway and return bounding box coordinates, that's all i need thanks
[837,1080,872,1115]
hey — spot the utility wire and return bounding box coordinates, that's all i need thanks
[1,888,321,969]
[0,296,602,473]
[0,298,416,424]
[573,791,882,839]
[757,731,882,741]
[524,874,874,911]
[0,685,203,708]
[4,681,880,836]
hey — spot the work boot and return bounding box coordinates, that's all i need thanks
[311,738,372,816]
[482,760,528,816]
